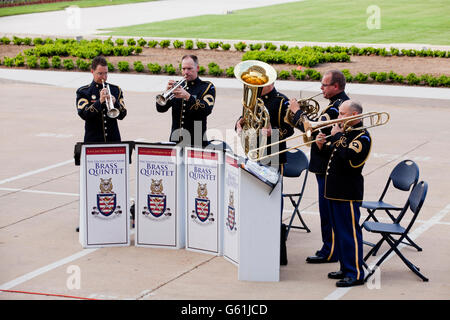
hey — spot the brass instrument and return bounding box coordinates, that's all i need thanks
[234,60,277,158]
[102,80,120,118]
[248,111,390,162]
[284,92,322,127]
[156,78,187,106]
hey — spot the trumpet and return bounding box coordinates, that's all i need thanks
[156,78,187,106]
[102,80,120,118]
[248,111,390,162]
[284,92,322,127]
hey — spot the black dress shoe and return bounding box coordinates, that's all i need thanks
[336,277,364,287]
[306,255,337,264]
[328,270,345,279]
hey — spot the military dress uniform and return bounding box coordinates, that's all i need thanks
[76,81,127,142]
[321,122,372,283]
[260,87,294,166]
[156,77,215,147]
[292,91,349,262]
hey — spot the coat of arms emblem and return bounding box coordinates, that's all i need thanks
[191,182,214,224]
[226,191,237,232]
[91,178,122,217]
[142,179,171,220]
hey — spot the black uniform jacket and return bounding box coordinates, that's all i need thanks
[156,77,215,147]
[320,122,372,201]
[76,81,127,142]
[292,91,349,174]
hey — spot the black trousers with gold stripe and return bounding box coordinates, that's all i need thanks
[326,199,365,280]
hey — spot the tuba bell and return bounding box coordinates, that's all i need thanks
[234,60,277,158]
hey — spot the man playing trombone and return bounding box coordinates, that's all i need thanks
[315,100,371,287]
[288,70,349,264]
[156,55,216,147]
[76,56,127,142]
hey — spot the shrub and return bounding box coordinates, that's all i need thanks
[375,72,387,82]
[264,42,277,50]
[406,73,420,85]
[107,62,115,72]
[1,37,11,45]
[369,72,378,81]
[196,41,207,49]
[117,61,129,72]
[127,38,136,46]
[63,58,74,70]
[147,62,161,74]
[13,36,24,45]
[173,40,184,49]
[341,69,353,82]
[198,65,206,75]
[115,38,125,46]
[208,62,223,76]
[147,40,158,48]
[40,56,50,69]
[159,40,171,48]
[220,43,231,51]
[234,41,247,52]
[249,43,262,51]
[27,55,38,68]
[291,69,306,80]
[76,58,90,71]
[225,66,234,77]
[185,40,194,50]
[133,61,145,72]
[23,37,32,46]
[137,38,147,47]
[278,70,291,80]
[51,56,61,68]
[14,54,25,66]
[280,44,289,51]
[208,42,220,50]
[135,46,143,54]
[354,72,368,82]
[163,64,176,75]
[3,57,14,67]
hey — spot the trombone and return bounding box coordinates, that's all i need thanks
[156,78,187,106]
[102,80,120,118]
[248,111,390,162]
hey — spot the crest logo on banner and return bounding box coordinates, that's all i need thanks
[226,191,237,233]
[142,179,171,221]
[91,178,122,218]
[191,182,214,225]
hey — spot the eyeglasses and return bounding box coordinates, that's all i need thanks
[321,82,334,87]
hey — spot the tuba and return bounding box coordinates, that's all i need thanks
[284,92,322,127]
[234,60,277,158]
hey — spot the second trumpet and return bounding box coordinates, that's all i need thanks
[156,78,187,106]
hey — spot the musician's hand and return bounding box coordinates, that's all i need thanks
[100,88,108,104]
[173,87,190,100]
[288,98,300,113]
[236,118,244,134]
[262,124,272,137]
[315,132,327,150]
[167,80,176,91]
[331,123,343,136]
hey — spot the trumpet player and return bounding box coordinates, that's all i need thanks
[156,55,215,147]
[288,70,349,265]
[76,56,127,142]
[315,100,371,287]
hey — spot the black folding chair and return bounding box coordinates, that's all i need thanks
[282,148,310,239]
[363,181,429,282]
[361,159,421,252]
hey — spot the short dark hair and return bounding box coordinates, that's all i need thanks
[181,54,199,66]
[91,56,107,70]
[325,70,346,90]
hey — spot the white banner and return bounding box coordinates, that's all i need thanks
[185,148,220,254]
[135,145,180,248]
[80,145,129,247]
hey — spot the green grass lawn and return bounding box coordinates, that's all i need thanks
[0,0,154,17]
[104,0,450,45]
